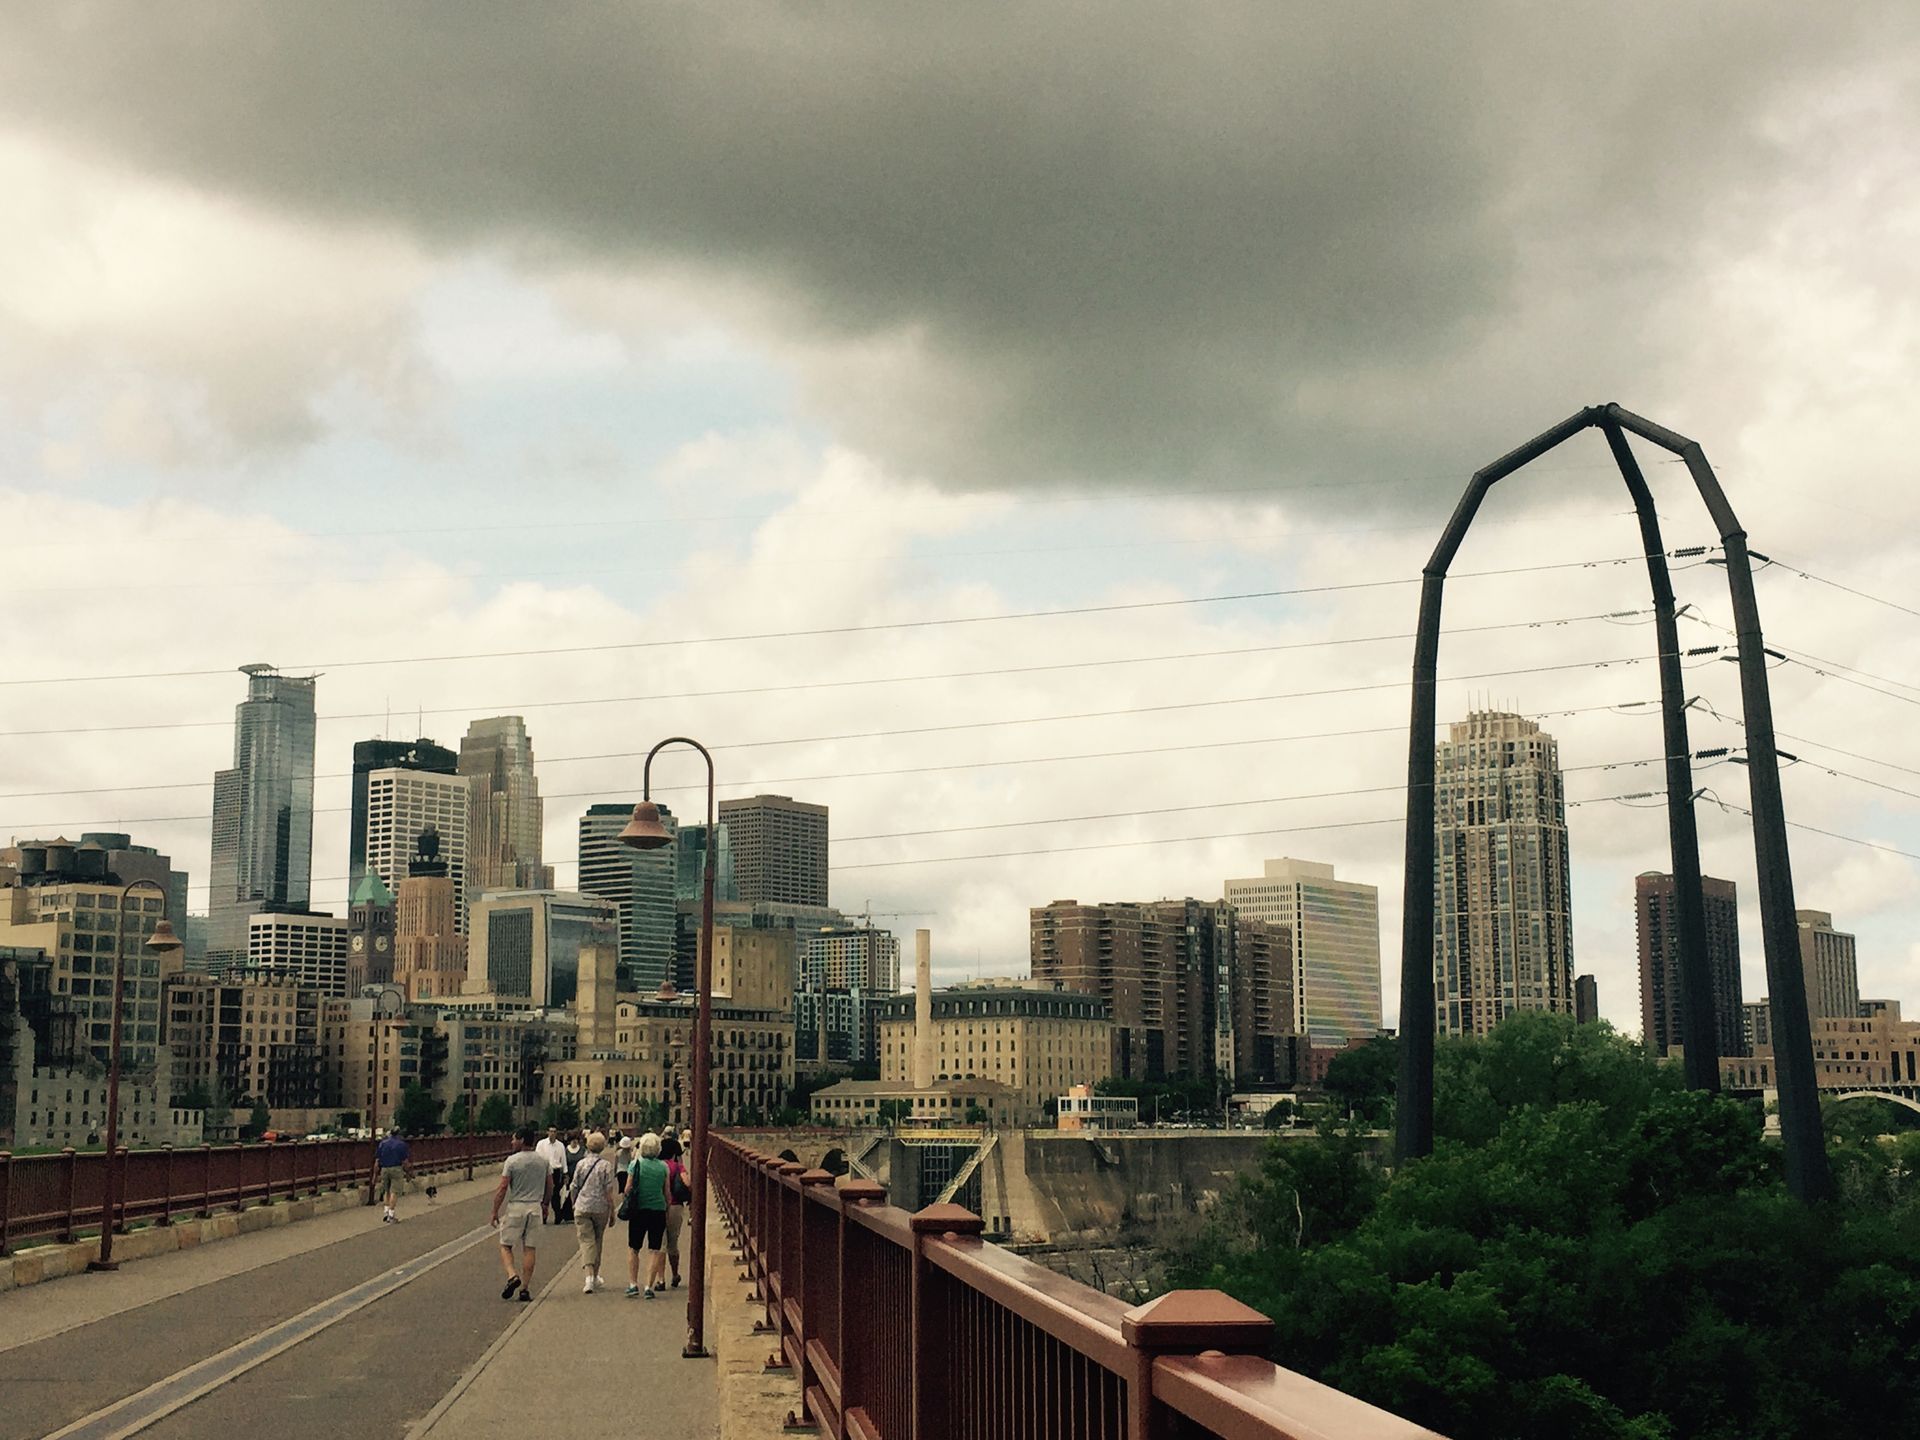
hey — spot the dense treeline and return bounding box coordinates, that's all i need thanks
[1167,1014,1920,1439]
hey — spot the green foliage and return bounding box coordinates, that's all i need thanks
[475,1093,516,1132]
[204,1078,233,1128]
[445,1105,471,1134]
[876,1099,912,1125]
[1095,1073,1217,1122]
[393,1084,444,1135]
[176,1081,212,1111]
[583,1094,613,1132]
[1323,1037,1398,1125]
[965,1103,990,1124]
[1167,1012,1920,1440]
[539,1096,581,1132]
[243,1098,271,1139]
[1261,1098,1297,1129]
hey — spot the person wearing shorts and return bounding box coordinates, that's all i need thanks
[492,1126,550,1302]
[624,1132,671,1298]
[373,1128,411,1224]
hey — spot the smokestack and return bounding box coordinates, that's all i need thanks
[913,928,933,1090]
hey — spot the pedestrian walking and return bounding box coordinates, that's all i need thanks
[374,1127,413,1224]
[622,1132,671,1298]
[492,1126,549,1302]
[558,1130,584,1223]
[567,1132,619,1294]
[535,1125,568,1224]
[660,1131,691,1288]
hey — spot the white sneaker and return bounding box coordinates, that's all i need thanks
[583,1276,596,1294]
[591,1275,606,1292]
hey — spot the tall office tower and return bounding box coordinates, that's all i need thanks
[349,738,458,884]
[459,717,554,898]
[363,766,471,931]
[208,666,318,969]
[245,911,349,997]
[1432,710,1573,1037]
[675,822,739,903]
[1574,974,1600,1024]
[346,873,396,993]
[1030,898,1294,1086]
[1223,858,1382,1046]
[1796,910,1860,1020]
[1742,1000,1772,1054]
[717,794,828,905]
[468,891,619,1009]
[1636,871,1744,1058]
[802,923,901,993]
[577,801,679,992]
[394,829,466,1001]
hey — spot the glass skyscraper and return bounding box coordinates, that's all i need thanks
[207,666,317,969]
[577,802,679,991]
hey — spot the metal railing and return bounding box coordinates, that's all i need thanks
[710,1135,1444,1440]
[0,1133,513,1254]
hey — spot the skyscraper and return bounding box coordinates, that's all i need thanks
[1030,898,1294,1086]
[1432,710,1573,1037]
[717,794,828,905]
[208,666,318,969]
[468,890,618,1009]
[349,738,457,884]
[394,828,466,1001]
[1637,871,1744,1058]
[1223,857,1381,1046]
[577,801,679,991]
[675,821,739,903]
[1796,910,1860,1021]
[459,717,553,897]
[362,766,471,930]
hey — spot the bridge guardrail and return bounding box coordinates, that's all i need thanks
[710,1133,1444,1440]
[0,1133,514,1254]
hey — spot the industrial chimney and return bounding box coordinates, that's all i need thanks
[913,928,933,1090]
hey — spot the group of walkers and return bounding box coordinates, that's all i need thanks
[490,1123,694,1302]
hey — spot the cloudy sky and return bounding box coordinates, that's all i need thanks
[3,4,1918,1030]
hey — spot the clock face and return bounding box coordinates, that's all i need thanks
[375,936,390,952]
[351,935,366,953]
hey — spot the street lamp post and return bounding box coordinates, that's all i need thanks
[618,738,715,1361]
[89,881,183,1271]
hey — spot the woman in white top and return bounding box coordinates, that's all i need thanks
[567,1132,620,1294]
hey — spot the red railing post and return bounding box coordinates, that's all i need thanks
[0,1149,12,1255]
[200,1143,214,1217]
[909,1203,983,1440]
[158,1144,174,1227]
[1120,1291,1276,1440]
[796,1169,837,1433]
[836,1179,887,1440]
[60,1147,80,1243]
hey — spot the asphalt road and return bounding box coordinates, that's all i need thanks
[1,1191,581,1440]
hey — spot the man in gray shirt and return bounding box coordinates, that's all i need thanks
[491,1125,551,1301]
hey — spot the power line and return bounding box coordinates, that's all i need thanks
[7,695,1662,838]
[0,608,1654,742]
[0,550,1685,689]
[1757,554,1920,623]
[0,652,1676,832]
[1697,792,1920,865]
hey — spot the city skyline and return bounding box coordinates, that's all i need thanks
[3,9,1917,1035]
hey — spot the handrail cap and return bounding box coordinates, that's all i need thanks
[910,1201,985,1236]
[1122,1290,1275,1352]
[797,1168,835,1186]
[839,1179,886,1203]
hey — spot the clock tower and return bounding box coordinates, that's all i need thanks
[348,871,397,992]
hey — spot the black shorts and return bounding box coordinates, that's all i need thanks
[628,1207,667,1251]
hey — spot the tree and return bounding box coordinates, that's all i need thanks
[393,1084,445,1135]
[1166,1011,1920,1440]
[1262,1098,1297,1129]
[177,1080,212,1111]
[539,1096,581,1132]
[244,1098,271,1140]
[877,1099,912,1126]
[965,1103,990,1124]
[445,1105,471,1135]
[204,1077,234,1131]
[476,1093,516,1132]
[1322,1036,1398,1125]
[584,1094,613,1133]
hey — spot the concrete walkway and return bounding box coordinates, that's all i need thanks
[1,1183,723,1440]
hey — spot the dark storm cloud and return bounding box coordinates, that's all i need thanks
[2,2,1912,498]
